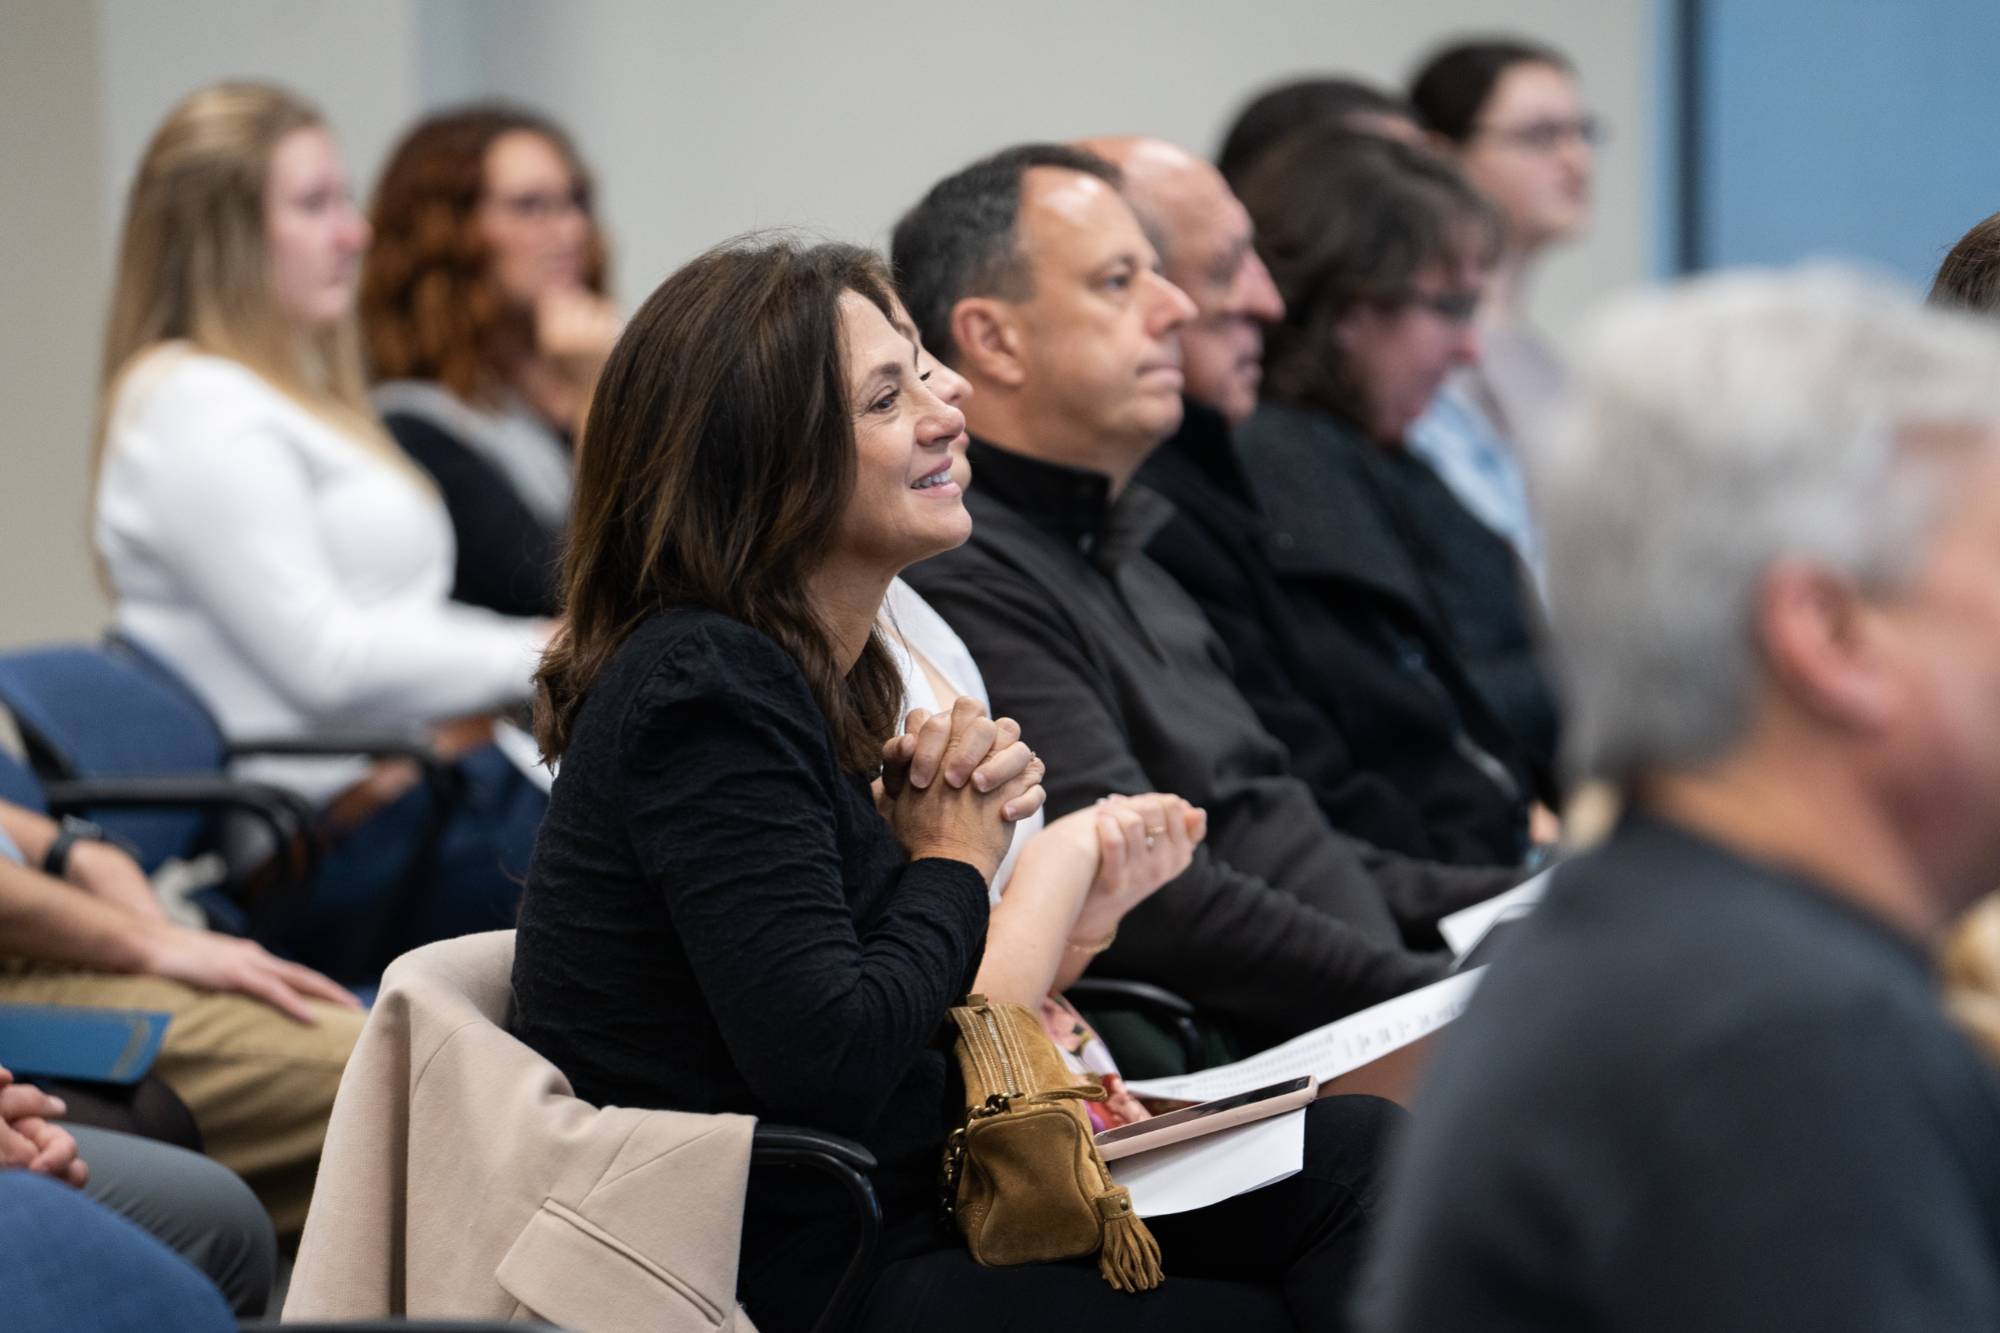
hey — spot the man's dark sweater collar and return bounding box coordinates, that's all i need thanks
[965,436,1173,573]
[1143,395,1255,504]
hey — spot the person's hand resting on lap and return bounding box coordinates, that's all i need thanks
[0,799,360,1026]
[0,1063,88,1188]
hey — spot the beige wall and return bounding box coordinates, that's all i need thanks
[0,0,1654,649]
[2,1,108,648]
[1,0,430,649]
[470,0,1650,343]
[95,0,427,245]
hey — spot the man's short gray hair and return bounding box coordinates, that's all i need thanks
[1531,267,2000,785]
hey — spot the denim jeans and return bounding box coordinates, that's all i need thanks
[280,743,547,983]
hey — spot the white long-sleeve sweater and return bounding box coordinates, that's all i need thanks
[96,345,549,801]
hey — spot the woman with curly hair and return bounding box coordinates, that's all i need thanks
[361,106,619,617]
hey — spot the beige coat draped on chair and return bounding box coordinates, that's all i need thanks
[284,929,759,1331]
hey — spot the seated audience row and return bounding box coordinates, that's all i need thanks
[34,43,1583,1329]
[1217,43,1597,597]
[891,143,1518,1053]
[46,31,1991,1333]
[1100,133,1552,866]
[81,54,1570,996]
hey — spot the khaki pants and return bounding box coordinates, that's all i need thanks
[0,962,363,1236]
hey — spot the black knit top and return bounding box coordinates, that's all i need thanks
[510,608,988,1327]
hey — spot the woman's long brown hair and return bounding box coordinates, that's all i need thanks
[534,238,903,773]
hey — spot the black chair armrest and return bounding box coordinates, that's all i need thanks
[1063,976,1197,1018]
[227,734,447,772]
[1063,976,1206,1072]
[228,735,457,813]
[751,1122,878,1173]
[229,736,467,970]
[252,1312,564,1320]
[752,1124,880,1333]
[40,775,319,900]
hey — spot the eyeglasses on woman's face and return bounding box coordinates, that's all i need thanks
[1470,114,1604,154]
[483,185,591,222]
[1397,287,1483,326]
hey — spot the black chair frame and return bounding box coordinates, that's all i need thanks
[1064,976,1209,1072]
[39,774,320,916]
[101,633,470,957]
[228,734,463,964]
[752,1123,882,1333]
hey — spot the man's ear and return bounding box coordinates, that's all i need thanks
[1757,559,1894,732]
[951,297,1027,391]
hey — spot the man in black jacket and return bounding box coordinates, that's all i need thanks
[892,144,1514,1046]
[1083,135,1542,867]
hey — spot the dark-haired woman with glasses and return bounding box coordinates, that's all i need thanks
[1404,38,1599,584]
[1233,129,1559,833]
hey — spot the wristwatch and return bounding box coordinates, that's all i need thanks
[43,815,119,880]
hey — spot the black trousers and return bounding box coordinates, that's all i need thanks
[851,1094,1401,1332]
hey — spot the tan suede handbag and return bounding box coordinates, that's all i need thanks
[939,995,1163,1291]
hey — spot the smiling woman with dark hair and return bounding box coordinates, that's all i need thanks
[510,234,1409,1331]
[511,237,1048,1331]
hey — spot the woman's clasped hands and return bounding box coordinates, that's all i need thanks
[880,696,1045,883]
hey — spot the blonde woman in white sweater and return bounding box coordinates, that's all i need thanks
[94,84,553,981]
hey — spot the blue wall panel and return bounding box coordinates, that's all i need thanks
[1697,0,2000,287]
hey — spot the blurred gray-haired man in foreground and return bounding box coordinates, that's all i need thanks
[1362,268,2000,1331]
